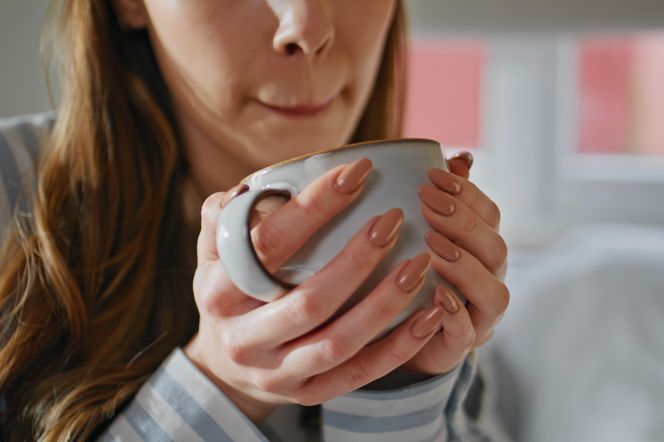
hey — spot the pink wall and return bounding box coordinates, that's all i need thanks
[577,33,664,155]
[405,35,663,156]
[404,40,484,149]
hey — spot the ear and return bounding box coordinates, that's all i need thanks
[111,0,149,30]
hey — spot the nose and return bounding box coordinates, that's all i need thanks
[272,0,335,59]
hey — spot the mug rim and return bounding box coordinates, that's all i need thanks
[241,137,441,184]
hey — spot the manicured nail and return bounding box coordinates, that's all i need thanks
[436,286,460,314]
[418,185,455,216]
[396,253,431,292]
[411,306,445,338]
[368,208,403,247]
[334,158,373,194]
[451,151,474,169]
[428,168,461,194]
[222,184,249,207]
[424,230,460,262]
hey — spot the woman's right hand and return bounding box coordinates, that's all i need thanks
[184,159,446,423]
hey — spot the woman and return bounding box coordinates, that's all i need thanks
[0,0,509,440]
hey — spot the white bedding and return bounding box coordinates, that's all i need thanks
[487,224,664,441]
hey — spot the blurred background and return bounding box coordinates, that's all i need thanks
[2,0,663,440]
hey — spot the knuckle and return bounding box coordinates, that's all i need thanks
[375,300,399,320]
[345,357,374,388]
[465,258,483,285]
[489,202,502,228]
[201,192,223,224]
[462,212,478,233]
[293,385,323,407]
[286,294,323,326]
[488,237,509,274]
[223,334,252,365]
[194,276,225,315]
[300,190,331,217]
[252,373,281,394]
[348,249,370,270]
[387,339,413,365]
[464,323,477,348]
[252,222,286,258]
[316,338,346,365]
[466,183,481,209]
[495,283,511,313]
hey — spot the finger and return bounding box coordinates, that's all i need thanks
[447,151,473,179]
[231,209,404,350]
[419,192,507,276]
[424,287,475,370]
[250,158,373,273]
[293,306,442,405]
[473,328,494,349]
[223,184,251,207]
[197,184,251,263]
[427,168,501,230]
[425,236,510,340]
[278,253,430,379]
[249,194,290,230]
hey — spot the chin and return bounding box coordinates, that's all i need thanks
[256,129,352,165]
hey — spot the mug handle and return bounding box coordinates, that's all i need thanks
[216,186,297,302]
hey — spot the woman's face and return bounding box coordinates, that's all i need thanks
[121,0,397,169]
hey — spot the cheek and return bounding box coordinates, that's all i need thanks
[143,1,253,115]
[335,1,397,98]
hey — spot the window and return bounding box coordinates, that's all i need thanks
[577,33,664,156]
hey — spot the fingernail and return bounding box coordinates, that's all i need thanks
[368,208,403,247]
[411,306,445,339]
[418,185,455,216]
[428,168,461,194]
[396,253,431,292]
[424,230,460,262]
[222,184,250,207]
[229,184,249,199]
[436,286,460,314]
[334,158,373,194]
[451,151,474,169]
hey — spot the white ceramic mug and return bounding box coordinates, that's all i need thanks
[217,138,461,338]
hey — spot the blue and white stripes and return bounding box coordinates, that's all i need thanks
[102,349,269,441]
[321,362,463,442]
[101,349,474,441]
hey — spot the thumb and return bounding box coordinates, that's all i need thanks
[197,184,249,263]
[447,151,473,179]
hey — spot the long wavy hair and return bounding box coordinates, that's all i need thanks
[0,0,408,440]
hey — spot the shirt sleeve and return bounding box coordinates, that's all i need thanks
[320,351,480,442]
[98,348,271,442]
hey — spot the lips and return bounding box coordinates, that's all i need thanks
[256,95,336,118]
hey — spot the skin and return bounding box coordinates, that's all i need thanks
[113,0,509,424]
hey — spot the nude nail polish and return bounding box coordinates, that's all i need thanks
[368,208,403,247]
[418,185,455,216]
[424,230,460,262]
[334,158,373,194]
[222,184,249,207]
[451,151,474,169]
[396,253,431,292]
[411,306,445,338]
[428,168,462,194]
[436,286,460,314]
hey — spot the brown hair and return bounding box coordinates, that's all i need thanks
[0,0,408,440]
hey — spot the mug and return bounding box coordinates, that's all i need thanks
[216,138,461,339]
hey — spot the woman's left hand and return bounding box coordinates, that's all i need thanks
[400,152,509,378]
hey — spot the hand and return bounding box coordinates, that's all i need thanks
[398,152,510,379]
[185,159,447,423]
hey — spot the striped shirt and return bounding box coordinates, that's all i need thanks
[0,113,490,441]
